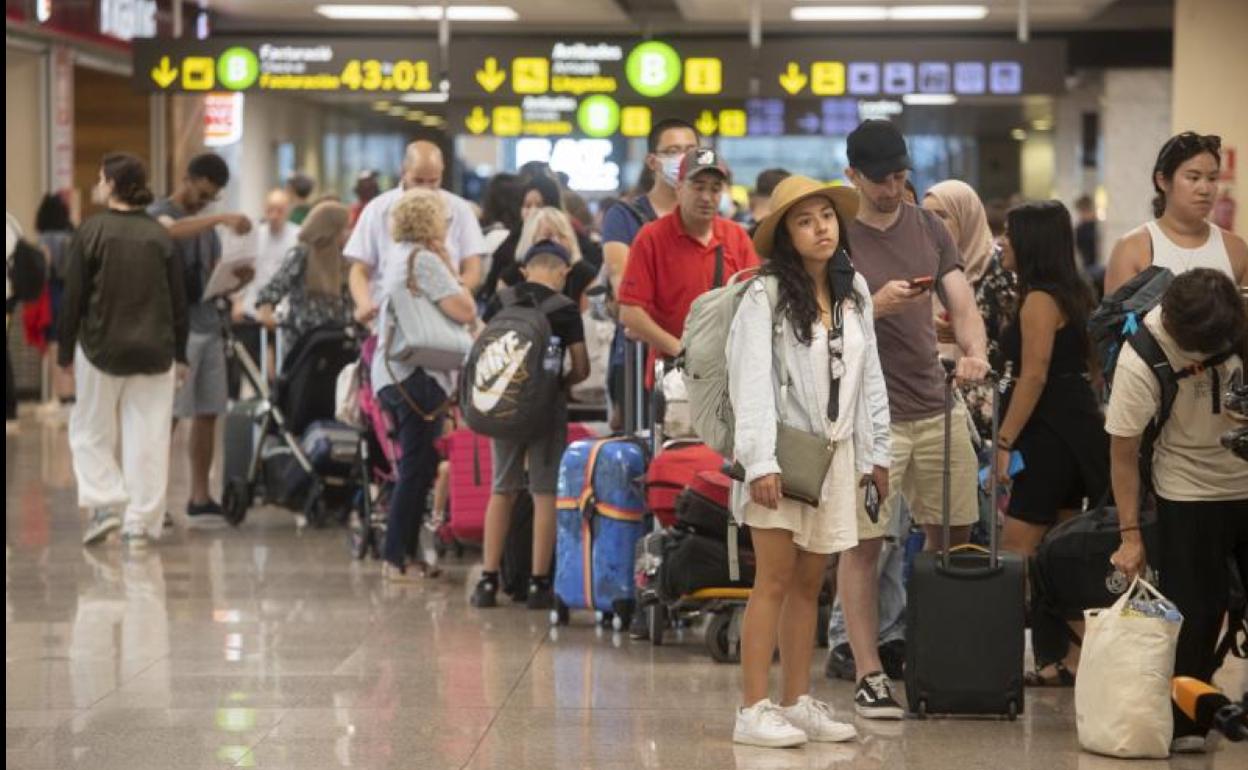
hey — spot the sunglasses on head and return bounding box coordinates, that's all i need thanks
[1161,132,1222,157]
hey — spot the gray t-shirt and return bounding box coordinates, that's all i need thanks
[371,248,466,396]
[849,204,962,422]
[148,198,223,334]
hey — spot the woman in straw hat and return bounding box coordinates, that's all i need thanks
[730,176,891,748]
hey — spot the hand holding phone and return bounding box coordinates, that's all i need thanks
[908,275,935,291]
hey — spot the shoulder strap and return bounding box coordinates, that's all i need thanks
[712,245,725,289]
[1127,327,1179,430]
[537,292,575,315]
[619,200,655,228]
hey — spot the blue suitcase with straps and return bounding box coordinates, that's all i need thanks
[552,436,650,631]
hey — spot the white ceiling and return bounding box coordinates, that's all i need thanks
[207,0,1172,33]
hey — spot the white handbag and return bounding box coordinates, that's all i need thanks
[386,286,472,372]
[334,361,362,427]
[1075,578,1183,758]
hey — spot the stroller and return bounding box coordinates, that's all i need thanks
[221,321,366,528]
[347,335,402,561]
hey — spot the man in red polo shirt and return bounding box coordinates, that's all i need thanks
[619,148,759,386]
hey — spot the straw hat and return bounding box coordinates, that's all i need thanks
[752,175,860,260]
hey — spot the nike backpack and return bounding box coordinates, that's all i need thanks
[460,287,575,441]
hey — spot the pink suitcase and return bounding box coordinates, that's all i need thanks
[442,424,597,544]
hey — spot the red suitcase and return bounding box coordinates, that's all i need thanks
[645,443,725,528]
[444,424,597,544]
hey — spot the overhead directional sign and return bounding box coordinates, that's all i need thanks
[760,38,1066,98]
[450,38,751,100]
[132,38,440,94]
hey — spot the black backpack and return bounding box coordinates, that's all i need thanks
[460,288,574,440]
[1088,264,1173,386]
[1126,326,1233,492]
[9,238,46,302]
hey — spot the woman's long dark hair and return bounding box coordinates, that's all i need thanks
[1006,200,1094,339]
[760,205,857,346]
[36,194,73,233]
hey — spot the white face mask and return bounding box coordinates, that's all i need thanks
[659,156,683,187]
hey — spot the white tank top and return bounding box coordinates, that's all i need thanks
[1145,220,1234,278]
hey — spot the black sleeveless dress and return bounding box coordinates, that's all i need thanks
[999,317,1109,524]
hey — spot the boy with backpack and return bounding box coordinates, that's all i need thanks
[1105,268,1248,754]
[468,239,590,609]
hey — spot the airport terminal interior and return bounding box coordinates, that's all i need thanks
[6,1,1248,768]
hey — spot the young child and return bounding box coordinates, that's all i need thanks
[471,239,590,608]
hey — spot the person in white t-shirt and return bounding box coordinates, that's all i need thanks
[346,140,486,325]
[1106,268,1248,754]
[236,189,299,322]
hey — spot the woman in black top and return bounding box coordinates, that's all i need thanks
[59,154,188,547]
[993,200,1108,687]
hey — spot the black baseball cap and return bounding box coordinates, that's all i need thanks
[521,238,572,266]
[847,120,912,182]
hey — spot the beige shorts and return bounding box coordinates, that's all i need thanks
[743,439,858,556]
[857,403,979,541]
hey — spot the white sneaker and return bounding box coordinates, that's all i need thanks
[1170,735,1207,754]
[83,509,122,546]
[780,695,858,743]
[733,699,808,748]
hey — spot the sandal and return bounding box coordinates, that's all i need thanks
[1024,661,1075,688]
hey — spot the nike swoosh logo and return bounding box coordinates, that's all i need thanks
[472,334,531,414]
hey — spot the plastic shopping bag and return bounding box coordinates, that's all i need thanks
[1075,578,1183,758]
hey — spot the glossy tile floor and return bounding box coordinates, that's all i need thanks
[7,413,1247,769]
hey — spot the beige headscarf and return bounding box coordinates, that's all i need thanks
[299,201,351,297]
[925,180,995,284]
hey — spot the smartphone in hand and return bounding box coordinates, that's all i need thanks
[908,275,935,291]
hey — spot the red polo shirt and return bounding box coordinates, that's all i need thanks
[618,208,760,387]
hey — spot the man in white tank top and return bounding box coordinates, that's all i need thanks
[1105,132,1247,294]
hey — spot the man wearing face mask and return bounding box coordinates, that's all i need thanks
[347,139,487,324]
[149,153,253,529]
[600,119,699,429]
[619,148,760,389]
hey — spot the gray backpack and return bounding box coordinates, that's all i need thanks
[460,287,574,440]
[680,273,779,457]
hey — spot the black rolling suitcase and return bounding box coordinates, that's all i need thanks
[905,364,1025,720]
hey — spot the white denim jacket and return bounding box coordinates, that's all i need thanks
[727,274,892,488]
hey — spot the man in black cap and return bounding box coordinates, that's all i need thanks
[827,119,989,720]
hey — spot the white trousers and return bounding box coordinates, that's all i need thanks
[69,347,175,537]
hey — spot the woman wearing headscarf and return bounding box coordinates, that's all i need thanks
[255,200,355,341]
[922,180,1019,439]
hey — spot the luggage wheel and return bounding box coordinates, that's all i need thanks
[705,610,741,664]
[1007,700,1018,722]
[222,479,250,527]
[649,604,668,646]
[915,700,928,720]
[550,600,570,626]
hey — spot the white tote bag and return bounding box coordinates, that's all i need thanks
[334,361,362,427]
[1075,578,1183,758]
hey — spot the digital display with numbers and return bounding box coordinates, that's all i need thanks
[132,38,440,94]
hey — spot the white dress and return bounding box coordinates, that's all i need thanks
[741,301,867,555]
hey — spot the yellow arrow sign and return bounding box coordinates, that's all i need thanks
[476,57,507,93]
[695,110,718,137]
[465,106,491,135]
[778,62,808,96]
[151,56,178,89]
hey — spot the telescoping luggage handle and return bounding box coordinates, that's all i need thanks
[939,358,1002,576]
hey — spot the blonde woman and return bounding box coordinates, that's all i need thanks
[371,188,476,581]
[254,201,354,342]
[501,207,597,306]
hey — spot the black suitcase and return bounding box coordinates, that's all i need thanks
[905,365,1025,720]
[224,398,264,489]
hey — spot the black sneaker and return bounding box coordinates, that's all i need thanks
[470,574,499,608]
[526,577,555,610]
[825,643,856,681]
[186,499,226,529]
[879,639,906,680]
[854,671,905,720]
